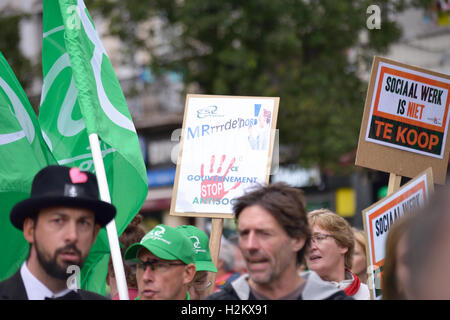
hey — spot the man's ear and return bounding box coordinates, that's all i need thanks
[23,218,35,244]
[291,235,307,253]
[183,264,197,285]
[217,259,224,271]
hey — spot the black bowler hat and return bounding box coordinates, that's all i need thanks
[10,165,116,230]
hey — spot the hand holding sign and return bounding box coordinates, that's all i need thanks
[200,155,241,200]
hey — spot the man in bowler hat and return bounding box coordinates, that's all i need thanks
[0,165,116,300]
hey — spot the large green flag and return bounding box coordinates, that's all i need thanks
[39,0,148,295]
[0,52,56,281]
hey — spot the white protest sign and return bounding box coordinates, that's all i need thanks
[355,57,450,185]
[365,59,450,158]
[362,167,433,299]
[170,94,279,218]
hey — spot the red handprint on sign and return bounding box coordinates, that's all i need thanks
[200,155,241,201]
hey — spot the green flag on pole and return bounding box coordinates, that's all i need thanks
[0,52,57,281]
[40,0,148,295]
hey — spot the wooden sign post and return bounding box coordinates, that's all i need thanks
[387,172,402,195]
[170,94,279,296]
[207,218,223,295]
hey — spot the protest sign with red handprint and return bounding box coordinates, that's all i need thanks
[200,154,241,201]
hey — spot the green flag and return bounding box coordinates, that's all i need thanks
[0,52,56,281]
[40,0,148,295]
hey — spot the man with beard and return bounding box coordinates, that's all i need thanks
[0,165,116,300]
[206,182,351,300]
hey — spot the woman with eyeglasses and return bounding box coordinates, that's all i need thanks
[305,209,370,300]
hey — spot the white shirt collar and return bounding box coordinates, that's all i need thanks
[328,271,354,290]
[20,262,72,300]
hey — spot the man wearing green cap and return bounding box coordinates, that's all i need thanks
[124,224,196,300]
[176,225,218,300]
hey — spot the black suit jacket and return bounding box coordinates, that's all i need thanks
[0,270,109,300]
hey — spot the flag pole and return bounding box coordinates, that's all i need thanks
[88,133,129,300]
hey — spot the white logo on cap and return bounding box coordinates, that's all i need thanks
[141,225,171,245]
[189,236,206,253]
[153,225,165,237]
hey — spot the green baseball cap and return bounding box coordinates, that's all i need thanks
[175,225,217,273]
[124,224,195,265]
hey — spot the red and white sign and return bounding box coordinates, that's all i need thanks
[362,168,433,299]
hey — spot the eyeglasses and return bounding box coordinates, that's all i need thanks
[134,259,185,273]
[311,233,335,245]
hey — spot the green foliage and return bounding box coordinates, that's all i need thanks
[0,14,34,93]
[0,14,41,111]
[87,0,427,171]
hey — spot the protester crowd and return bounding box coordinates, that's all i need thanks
[0,164,449,300]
